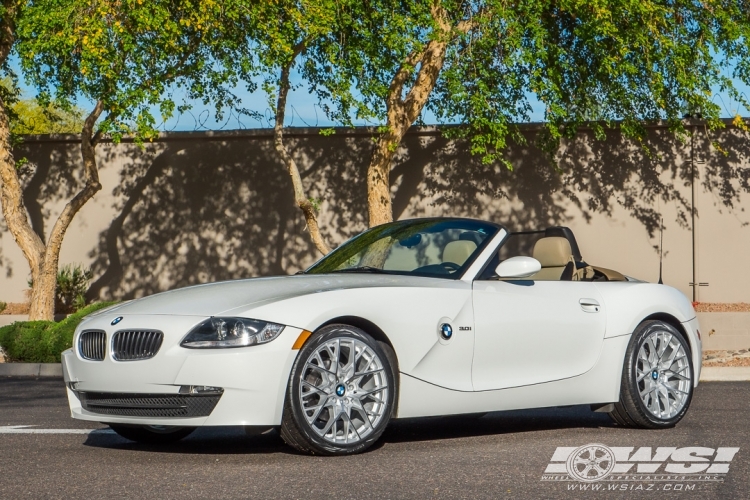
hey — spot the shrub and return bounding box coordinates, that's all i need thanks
[0,301,117,363]
[56,264,93,313]
[0,301,6,314]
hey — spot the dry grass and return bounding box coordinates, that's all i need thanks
[703,349,750,367]
[694,302,750,312]
[703,357,750,367]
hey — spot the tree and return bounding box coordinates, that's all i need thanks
[1,0,242,320]
[233,1,366,256]
[0,79,85,134]
[329,1,750,227]
[10,99,85,135]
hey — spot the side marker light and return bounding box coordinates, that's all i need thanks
[292,330,313,350]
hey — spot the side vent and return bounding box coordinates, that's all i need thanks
[79,330,106,361]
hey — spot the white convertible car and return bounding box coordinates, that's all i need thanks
[62,218,701,455]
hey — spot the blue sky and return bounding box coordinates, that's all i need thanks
[12,57,750,131]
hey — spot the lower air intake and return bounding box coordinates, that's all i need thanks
[77,392,221,418]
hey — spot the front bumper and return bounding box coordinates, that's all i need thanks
[62,314,302,426]
[681,316,702,386]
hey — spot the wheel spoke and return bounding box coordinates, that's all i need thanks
[661,344,680,369]
[342,411,350,443]
[333,339,341,375]
[352,367,384,379]
[339,339,356,379]
[320,413,337,437]
[301,380,328,396]
[665,384,689,396]
[636,370,649,382]
[304,400,330,424]
[354,385,388,399]
[646,337,659,365]
[344,412,362,442]
[665,371,690,382]
[657,333,672,361]
[350,400,375,431]
[305,362,336,377]
[640,385,657,398]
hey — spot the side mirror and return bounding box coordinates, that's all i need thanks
[495,256,541,279]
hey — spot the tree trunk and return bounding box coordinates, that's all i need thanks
[0,98,48,317]
[26,101,104,320]
[0,5,51,316]
[367,6,461,227]
[273,42,330,255]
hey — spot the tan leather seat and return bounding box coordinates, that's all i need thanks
[530,236,574,281]
[443,240,477,266]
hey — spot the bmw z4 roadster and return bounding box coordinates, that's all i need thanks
[63,217,701,455]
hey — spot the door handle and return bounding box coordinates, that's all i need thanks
[579,298,601,313]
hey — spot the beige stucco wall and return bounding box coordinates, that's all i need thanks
[1,124,749,304]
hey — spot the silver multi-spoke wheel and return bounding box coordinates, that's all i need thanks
[299,337,389,445]
[608,320,694,429]
[636,330,692,419]
[281,325,396,455]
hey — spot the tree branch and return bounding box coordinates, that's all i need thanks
[273,40,330,255]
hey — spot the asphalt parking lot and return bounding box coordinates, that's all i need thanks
[1,377,748,499]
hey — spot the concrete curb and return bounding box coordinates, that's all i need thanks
[0,363,63,377]
[700,367,750,381]
[0,363,748,381]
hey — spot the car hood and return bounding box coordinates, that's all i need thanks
[89,274,462,318]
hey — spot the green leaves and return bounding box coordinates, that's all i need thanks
[16,0,245,141]
[310,0,750,166]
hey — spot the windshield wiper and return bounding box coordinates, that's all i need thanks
[329,266,389,274]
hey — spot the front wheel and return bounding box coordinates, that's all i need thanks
[109,424,196,444]
[609,320,694,428]
[280,325,397,455]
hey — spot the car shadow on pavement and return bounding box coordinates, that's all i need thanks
[379,405,614,447]
[83,426,293,455]
[82,404,615,455]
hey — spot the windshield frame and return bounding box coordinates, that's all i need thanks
[303,217,505,280]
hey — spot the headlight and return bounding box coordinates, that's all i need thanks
[180,317,285,348]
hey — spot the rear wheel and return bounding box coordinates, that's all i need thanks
[280,325,397,455]
[109,424,195,444]
[609,320,694,428]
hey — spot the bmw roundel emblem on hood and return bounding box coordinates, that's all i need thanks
[111,316,123,326]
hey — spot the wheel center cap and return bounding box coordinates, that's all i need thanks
[652,370,659,380]
[335,384,346,397]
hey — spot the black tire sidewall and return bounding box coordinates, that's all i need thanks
[286,325,396,455]
[623,321,694,427]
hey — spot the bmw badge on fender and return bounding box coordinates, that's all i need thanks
[62,218,701,455]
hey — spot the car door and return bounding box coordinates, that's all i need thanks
[471,280,606,391]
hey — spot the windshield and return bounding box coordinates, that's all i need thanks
[305,219,498,279]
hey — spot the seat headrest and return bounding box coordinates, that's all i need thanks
[458,231,483,245]
[532,236,572,267]
[443,240,477,266]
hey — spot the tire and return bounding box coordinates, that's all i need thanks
[109,424,196,444]
[280,324,397,455]
[609,320,694,428]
